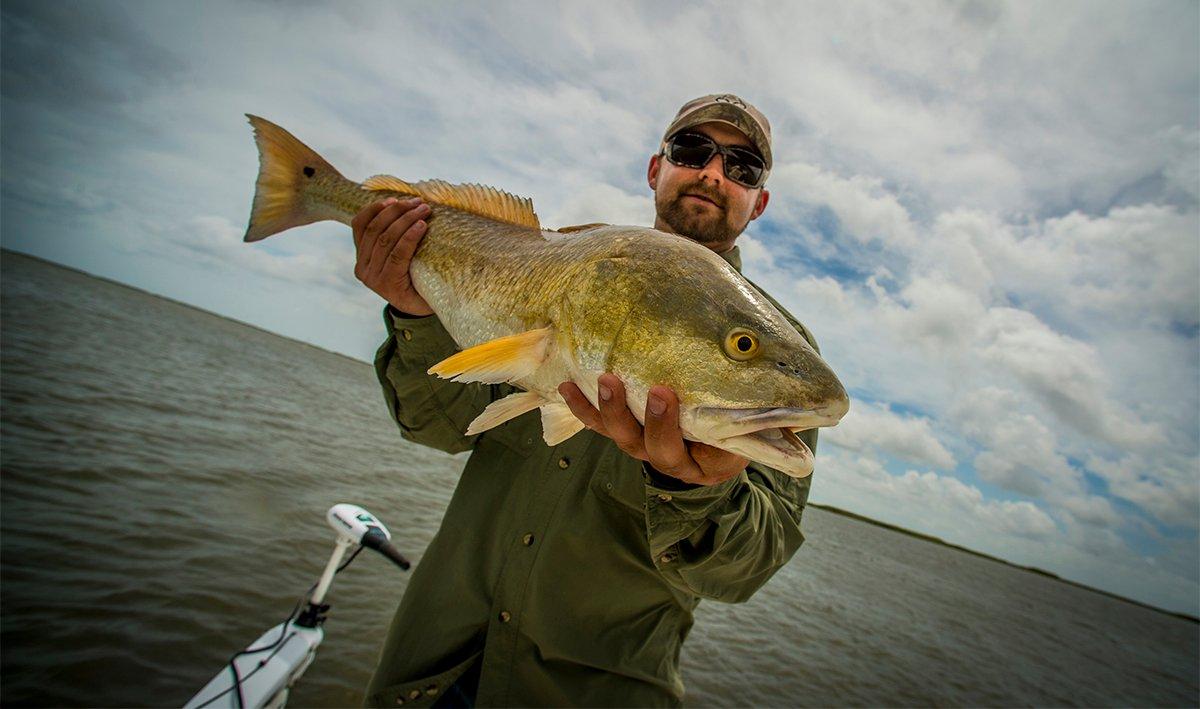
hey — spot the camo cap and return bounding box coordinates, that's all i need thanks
[661,93,773,170]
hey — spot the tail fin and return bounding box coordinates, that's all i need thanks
[244,114,346,242]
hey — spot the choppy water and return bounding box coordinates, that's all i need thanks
[2,251,1196,707]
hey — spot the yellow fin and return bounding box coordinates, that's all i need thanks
[427,327,553,384]
[362,175,540,229]
[466,391,546,436]
[540,403,586,446]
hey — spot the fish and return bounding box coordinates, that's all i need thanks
[243,115,849,477]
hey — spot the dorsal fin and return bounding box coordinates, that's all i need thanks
[362,175,540,229]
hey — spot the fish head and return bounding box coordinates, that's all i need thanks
[603,244,849,478]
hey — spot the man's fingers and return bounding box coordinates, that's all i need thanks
[689,442,748,484]
[558,382,603,432]
[352,199,393,249]
[643,386,699,478]
[362,198,420,265]
[597,374,648,460]
[385,216,428,268]
[368,202,430,281]
[354,199,396,276]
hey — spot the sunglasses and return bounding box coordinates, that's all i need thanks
[662,131,767,188]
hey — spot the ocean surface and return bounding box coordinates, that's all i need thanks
[2,251,1197,707]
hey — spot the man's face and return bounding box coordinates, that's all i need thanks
[648,121,770,252]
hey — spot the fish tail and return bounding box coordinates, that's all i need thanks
[243,114,351,242]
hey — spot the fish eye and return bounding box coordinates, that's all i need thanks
[723,328,760,361]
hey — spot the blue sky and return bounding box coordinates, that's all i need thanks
[2,0,1197,615]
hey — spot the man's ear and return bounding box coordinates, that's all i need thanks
[750,189,770,221]
[647,154,661,190]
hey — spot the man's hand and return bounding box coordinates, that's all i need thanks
[558,374,748,486]
[352,197,434,316]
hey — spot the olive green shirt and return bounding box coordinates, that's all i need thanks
[365,246,820,708]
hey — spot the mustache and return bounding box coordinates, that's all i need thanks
[677,183,725,208]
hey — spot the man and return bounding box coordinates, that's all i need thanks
[357,94,820,707]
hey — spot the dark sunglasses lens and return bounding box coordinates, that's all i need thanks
[667,133,716,168]
[724,149,765,187]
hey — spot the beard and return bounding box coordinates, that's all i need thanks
[655,182,748,245]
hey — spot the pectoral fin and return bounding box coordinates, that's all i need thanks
[540,403,586,446]
[466,391,546,435]
[428,327,554,384]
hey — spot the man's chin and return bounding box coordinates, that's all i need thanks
[667,212,730,245]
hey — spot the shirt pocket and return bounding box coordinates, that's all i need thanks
[587,445,647,515]
[477,409,539,455]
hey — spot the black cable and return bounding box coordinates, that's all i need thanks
[194,545,366,708]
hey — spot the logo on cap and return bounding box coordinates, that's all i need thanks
[712,94,748,109]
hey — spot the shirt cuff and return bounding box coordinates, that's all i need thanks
[641,461,703,491]
[382,305,458,358]
[642,464,744,518]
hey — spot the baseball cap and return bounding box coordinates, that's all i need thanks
[661,93,773,170]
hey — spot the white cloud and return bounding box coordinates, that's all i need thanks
[1086,453,1200,530]
[824,400,955,470]
[977,307,1165,449]
[818,449,1058,542]
[145,216,356,294]
[544,183,654,230]
[767,163,919,250]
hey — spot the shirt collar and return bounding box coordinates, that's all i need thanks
[716,245,743,273]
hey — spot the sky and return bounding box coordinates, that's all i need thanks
[2,0,1197,615]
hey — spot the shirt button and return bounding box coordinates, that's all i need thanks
[657,493,673,502]
[407,690,421,700]
[499,610,512,623]
[424,685,439,697]
[558,457,570,469]
[400,328,413,341]
[522,533,535,546]
[659,553,673,564]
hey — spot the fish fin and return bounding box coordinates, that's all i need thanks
[244,114,348,242]
[540,403,586,446]
[555,222,609,233]
[363,176,541,230]
[427,327,554,384]
[466,391,546,435]
[360,175,417,194]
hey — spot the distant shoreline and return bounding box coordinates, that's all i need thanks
[4,247,1197,625]
[0,248,371,368]
[809,502,1199,624]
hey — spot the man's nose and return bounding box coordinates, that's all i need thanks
[698,153,724,185]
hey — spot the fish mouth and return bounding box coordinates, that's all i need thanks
[690,406,847,478]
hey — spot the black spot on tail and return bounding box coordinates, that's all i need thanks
[303,166,315,177]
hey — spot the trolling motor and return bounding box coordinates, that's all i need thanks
[185,504,409,709]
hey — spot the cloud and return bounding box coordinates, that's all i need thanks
[818,449,1058,542]
[544,183,654,229]
[923,206,1200,334]
[825,400,955,470]
[766,163,919,251]
[976,308,1165,449]
[134,215,358,297]
[1086,453,1200,530]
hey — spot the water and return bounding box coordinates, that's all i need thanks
[2,251,1196,707]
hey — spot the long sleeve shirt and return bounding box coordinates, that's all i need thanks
[364,245,820,708]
